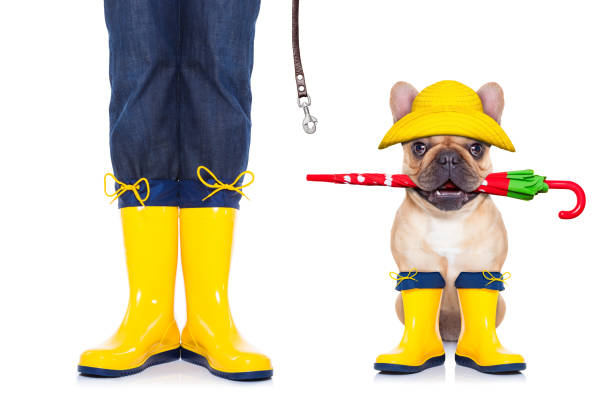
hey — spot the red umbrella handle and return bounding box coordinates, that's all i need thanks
[544,180,586,219]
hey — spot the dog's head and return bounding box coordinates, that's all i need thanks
[390,82,505,211]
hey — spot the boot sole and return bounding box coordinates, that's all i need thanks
[78,347,181,378]
[455,354,526,373]
[180,347,273,381]
[374,354,445,374]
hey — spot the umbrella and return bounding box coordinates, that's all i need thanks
[306,170,585,219]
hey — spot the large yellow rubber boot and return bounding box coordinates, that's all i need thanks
[179,207,273,381]
[455,288,525,373]
[375,272,446,373]
[78,207,181,377]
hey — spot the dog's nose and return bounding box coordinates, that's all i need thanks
[436,149,461,168]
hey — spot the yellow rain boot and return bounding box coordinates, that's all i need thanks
[78,207,181,377]
[455,271,526,373]
[375,271,446,373]
[179,207,273,381]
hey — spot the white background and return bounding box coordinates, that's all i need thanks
[0,0,610,406]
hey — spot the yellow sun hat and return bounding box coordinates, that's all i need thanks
[378,80,515,152]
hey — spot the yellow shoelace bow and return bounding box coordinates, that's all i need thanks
[483,270,511,286]
[389,268,419,283]
[197,166,255,202]
[104,173,150,207]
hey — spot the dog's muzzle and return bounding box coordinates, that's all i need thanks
[415,149,481,211]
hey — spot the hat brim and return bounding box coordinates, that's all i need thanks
[378,108,515,152]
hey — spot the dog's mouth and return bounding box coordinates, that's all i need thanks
[415,181,479,211]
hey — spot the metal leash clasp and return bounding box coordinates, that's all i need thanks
[298,96,317,134]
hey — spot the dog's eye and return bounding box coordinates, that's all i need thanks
[412,142,427,156]
[469,143,483,157]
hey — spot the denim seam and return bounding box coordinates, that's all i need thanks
[176,0,182,182]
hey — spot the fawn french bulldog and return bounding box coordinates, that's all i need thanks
[375,80,525,374]
[391,81,507,341]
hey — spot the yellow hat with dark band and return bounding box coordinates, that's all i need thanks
[378,80,515,152]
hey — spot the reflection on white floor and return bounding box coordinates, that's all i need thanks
[374,364,446,383]
[76,360,275,388]
[76,342,526,387]
[373,342,526,384]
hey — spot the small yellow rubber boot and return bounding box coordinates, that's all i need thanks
[180,207,273,381]
[78,207,181,377]
[375,271,446,373]
[455,272,525,373]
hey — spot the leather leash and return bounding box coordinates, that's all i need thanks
[292,0,317,133]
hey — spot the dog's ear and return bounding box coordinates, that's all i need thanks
[390,81,419,122]
[477,82,505,124]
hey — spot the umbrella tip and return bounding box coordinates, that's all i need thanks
[307,174,329,182]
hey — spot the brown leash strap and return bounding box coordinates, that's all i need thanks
[292,0,317,133]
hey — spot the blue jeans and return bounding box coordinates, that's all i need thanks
[104,0,261,208]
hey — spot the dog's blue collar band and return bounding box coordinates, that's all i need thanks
[394,271,445,291]
[455,271,506,291]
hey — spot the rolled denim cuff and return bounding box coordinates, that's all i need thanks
[178,180,242,209]
[455,272,506,291]
[117,179,179,208]
[395,271,445,291]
